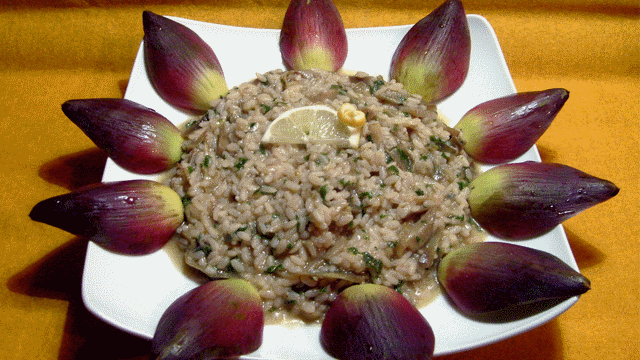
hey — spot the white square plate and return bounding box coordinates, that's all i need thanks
[81,14,581,357]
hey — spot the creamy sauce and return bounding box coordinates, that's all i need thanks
[262,271,443,327]
[162,236,210,284]
[165,235,445,325]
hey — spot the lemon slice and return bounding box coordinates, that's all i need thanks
[261,105,361,148]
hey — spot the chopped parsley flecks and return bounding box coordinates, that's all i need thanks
[319,185,328,201]
[260,104,273,114]
[181,195,192,207]
[394,280,405,294]
[397,148,412,171]
[264,263,284,274]
[347,247,383,276]
[387,165,400,175]
[195,244,212,256]
[331,84,348,95]
[386,153,394,164]
[363,252,383,275]
[235,225,249,233]
[359,191,373,200]
[369,79,385,94]
[226,256,241,273]
[203,155,211,168]
[254,186,277,196]
[339,178,353,187]
[185,120,198,129]
[234,157,249,170]
[430,135,446,148]
[430,135,458,155]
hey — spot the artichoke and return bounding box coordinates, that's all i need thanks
[279,0,348,71]
[29,180,184,255]
[143,11,228,113]
[62,98,183,175]
[389,0,470,103]
[469,161,619,239]
[438,242,591,314]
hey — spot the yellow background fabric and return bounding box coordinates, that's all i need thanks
[1,1,638,359]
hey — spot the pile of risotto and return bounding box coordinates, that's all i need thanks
[168,69,484,321]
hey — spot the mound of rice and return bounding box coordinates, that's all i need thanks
[169,69,484,321]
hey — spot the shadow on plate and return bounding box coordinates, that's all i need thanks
[438,285,581,324]
[434,319,564,360]
[6,238,154,360]
[464,298,577,324]
[38,148,107,191]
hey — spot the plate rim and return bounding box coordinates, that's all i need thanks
[80,13,580,358]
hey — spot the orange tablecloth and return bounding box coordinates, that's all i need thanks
[1,1,638,359]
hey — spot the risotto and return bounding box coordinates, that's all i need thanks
[168,69,484,321]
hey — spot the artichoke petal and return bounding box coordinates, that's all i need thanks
[29,180,184,255]
[438,242,591,314]
[455,88,569,164]
[320,283,435,360]
[279,0,348,71]
[152,279,264,360]
[62,98,183,175]
[389,0,470,104]
[469,161,619,239]
[143,11,228,113]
